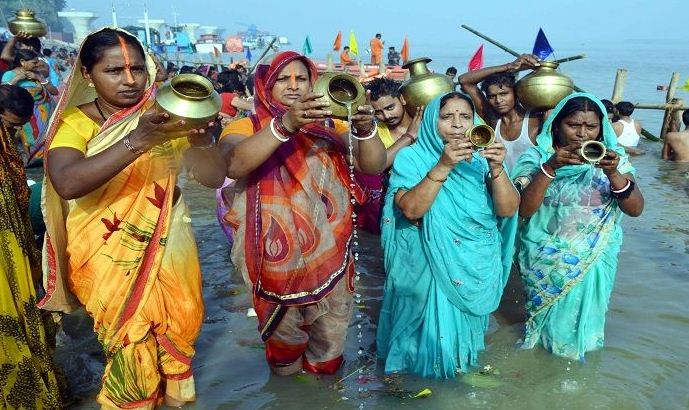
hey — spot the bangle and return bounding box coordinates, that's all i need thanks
[269,118,290,143]
[40,80,49,85]
[274,114,296,135]
[123,134,145,155]
[540,162,556,179]
[426,171,447,183]
[352,126,377,141]
[610,179,635,200]
[490,166,504,180]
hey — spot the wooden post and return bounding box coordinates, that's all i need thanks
[611,69,627,103]
[661,72,680,138]
[669,98,685,133]
[326,53,334,71]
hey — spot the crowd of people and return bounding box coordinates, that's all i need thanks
[1,24,685,409]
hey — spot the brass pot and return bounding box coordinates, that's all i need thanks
[515,62,574,112]
[155,74,221,130]
[312,72,365,119]
[579,140,607,163]
[466,124,495,149]
[8,9,47,37]
[400,57,454,116]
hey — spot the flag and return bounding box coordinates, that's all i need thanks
[213,46,221,58]
[682,77,689,92]
[302,36,313,55]
[468,44,484,71]
[400,36,409,64]
[348,30,359,55]
[333,31,342,51]
[245,46,252,62]
[532,28,554,60]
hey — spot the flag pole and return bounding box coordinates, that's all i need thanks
[247,38,278,75]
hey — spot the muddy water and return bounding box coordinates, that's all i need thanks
[54,138,689,410]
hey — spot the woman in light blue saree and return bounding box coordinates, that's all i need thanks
[377,92,519,378]
[513,93,644,360]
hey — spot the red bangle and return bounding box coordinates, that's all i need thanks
[274,115,296,135]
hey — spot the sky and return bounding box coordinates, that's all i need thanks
[57,0,688,53]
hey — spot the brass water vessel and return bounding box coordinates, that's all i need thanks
[466,124,495,149]
[155,74,221,130]
[400,57,454,116]
[312,72,365,118]
[515,61,574,111]
[579,140,607,163]
[8,9,47,37]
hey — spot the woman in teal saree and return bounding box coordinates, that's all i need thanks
[377,92,519,378]
[513,93,644,360]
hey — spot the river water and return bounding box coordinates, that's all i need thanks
[48,39,689,409]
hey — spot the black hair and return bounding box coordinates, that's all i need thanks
[440,91,475,112]
[551,96,604,145]
[220,78,245,94]
[13,48,39,68]
[216,69,240,86]
[388,46,395,50]
[0,84,35,118]
[344,46,350,50]
[80,28,145,72]
[616,101,635,116]
[601,99,615,114]
[480,72,516,94]
[446,66,458,76]
[366,77,402,101]
[42,48,53,57]
[682,110,689,126]
[179,65,194,74]
[18,36,42,53]
[376,33,382,38]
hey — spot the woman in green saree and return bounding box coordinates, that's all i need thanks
[513,92,644,360]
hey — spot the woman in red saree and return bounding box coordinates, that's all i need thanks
[218,51,386,375]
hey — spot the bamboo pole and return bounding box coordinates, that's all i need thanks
[670,98,685,133]
[247,38,278,75]
[660,73,680,138]
[634,103,687,110]
[611,69,627,103]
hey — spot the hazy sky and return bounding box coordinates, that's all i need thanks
[59,0,686,52]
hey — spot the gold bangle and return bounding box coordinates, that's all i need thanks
[426,172,447,183]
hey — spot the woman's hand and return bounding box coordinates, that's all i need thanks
[545,143,584,169]
[281,92,332,131]
[506,54,541,72]
[351,90,376,133]
[187,116,223,147]
[439,137,473,168]
[404,105,424,141]
[595,150,621,176]
[128,109,189,151]
[481,141,507,171]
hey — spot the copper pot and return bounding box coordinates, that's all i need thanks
[579,140,607,163]
[466,124,495,149]
[400,57,454,116]
[515,62,574,111]
[155,74,221,130]
[8,9,47,37]
[312,72,365,119]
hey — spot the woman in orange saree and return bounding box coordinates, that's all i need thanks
[218,51,386,375]
[40,28,226,409]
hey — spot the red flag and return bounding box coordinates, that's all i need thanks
[400,36,409,64]
[468,44,484,71]
[333,31,342,51]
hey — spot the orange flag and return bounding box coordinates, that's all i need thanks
[213,46,221,58]
[400,36,409,64]
[333,31,342,51]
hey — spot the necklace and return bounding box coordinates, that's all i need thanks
[94,98,107,121]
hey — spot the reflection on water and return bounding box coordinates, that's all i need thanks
[54,140,689,409]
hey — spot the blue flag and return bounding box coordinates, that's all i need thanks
[245,46,252,62]
[532,28,554,60]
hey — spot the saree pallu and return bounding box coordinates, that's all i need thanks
[41,75,202,408]
[1,134,61,409]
